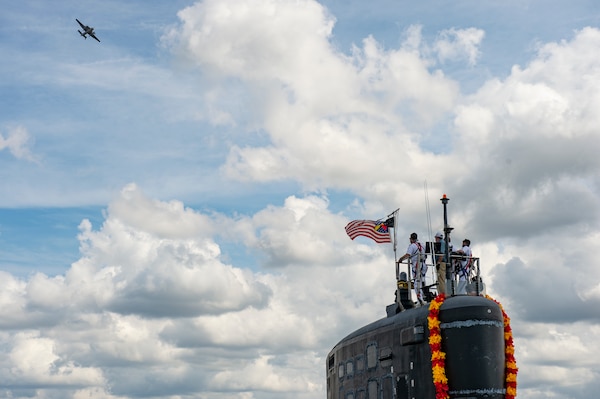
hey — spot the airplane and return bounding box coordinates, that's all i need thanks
[76,19,100,42]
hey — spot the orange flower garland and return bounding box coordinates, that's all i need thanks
[428,293,449,399]
[428,294,518,399]
[486,295,519,399]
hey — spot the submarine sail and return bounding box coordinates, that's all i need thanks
[327,195,517,399]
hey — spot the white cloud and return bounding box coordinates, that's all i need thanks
[168,0,337,82]
[210,354,321,392]
[167,4,459,195]
[434,27,485,66]
[71,185,272,318]
[0,178,598,397]
[0,184,395,398]
[448,27,600,243]
[0,125,37,162]
[2,331,106,387]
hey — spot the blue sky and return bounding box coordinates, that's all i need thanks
[1,1,600,398]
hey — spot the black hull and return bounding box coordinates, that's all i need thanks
[326,295,506,399]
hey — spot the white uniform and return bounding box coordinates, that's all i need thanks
[456,244,472,294]
[406,241,427,301]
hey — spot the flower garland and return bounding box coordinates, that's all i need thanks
[486,295,519,399]
[427,294,518,399]
[427,293,449,399]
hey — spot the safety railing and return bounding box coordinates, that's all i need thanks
[397,253,485,305]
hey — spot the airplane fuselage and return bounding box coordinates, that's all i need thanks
[79,28,94,37]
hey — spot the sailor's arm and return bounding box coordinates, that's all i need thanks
[397,253,410,264]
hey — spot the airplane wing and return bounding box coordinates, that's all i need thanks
[89,32,101,42]
[76,19,86,30]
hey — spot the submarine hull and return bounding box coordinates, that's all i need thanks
[326,295,506,399]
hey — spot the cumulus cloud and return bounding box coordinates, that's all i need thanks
[71,184,273,318]
[1,181,599,398]
[166,2,600,253]
[167,1,459,196]
[0,183,396,398]
[167,0,336,81]
[166,0,600,250]
[0,331,107,392]
[449,27,600,242]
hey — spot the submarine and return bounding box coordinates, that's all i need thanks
[327,195,518,399]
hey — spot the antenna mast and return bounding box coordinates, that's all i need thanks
[441,194,455,296]
[424,182,435,283]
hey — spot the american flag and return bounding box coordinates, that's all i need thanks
[344,220,392,243]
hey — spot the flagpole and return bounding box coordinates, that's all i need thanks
[387,208,399,278]
[388,208,404,312]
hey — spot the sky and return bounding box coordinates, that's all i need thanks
[1,0,599,398]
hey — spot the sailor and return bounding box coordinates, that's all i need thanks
[397,232,427,305]
[454,238,472,294]
[434,231,447,295]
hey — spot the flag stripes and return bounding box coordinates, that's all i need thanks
[345,220,392,243]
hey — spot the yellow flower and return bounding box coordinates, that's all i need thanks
[432,366,447,382]
[429,335,442,345]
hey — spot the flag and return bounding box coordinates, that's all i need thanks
[384,216,394,228]
[345,220,392,243]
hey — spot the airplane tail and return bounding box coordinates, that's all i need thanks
[78,30,86,38]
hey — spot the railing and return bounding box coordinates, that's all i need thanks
[397,253,485,304]
[448,254,484,296]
